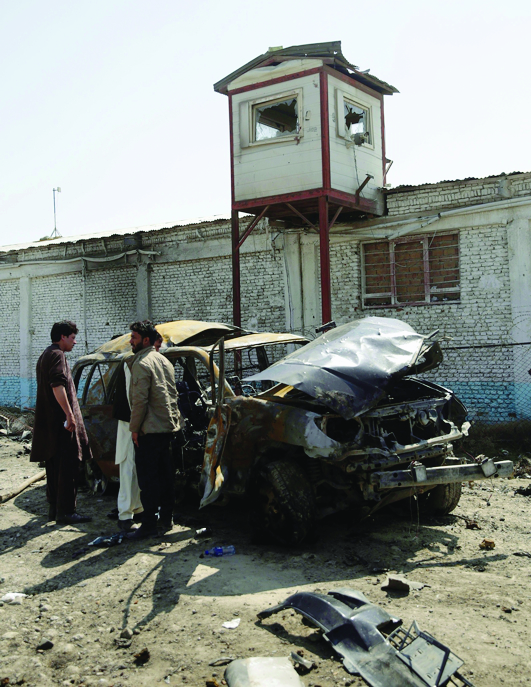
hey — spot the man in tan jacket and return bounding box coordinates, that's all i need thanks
[126,320,182,540]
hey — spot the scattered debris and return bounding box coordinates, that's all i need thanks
[1,593,28,605]
[222,618,241,630]
[514,551,531,558]
[195,527,213,538]
[0,470,45,504]
[88,531,126,547]
[36,640,54,651]
[225,657,305,687]
[381,575,428,593]
[205,545,236,557]
[133,647,150,665]
[120,628,134,639]
[479,539,495,550]
[206,679,222,687]
[258,588,475,687]
[514,484,531,496]
[208,657,234,667]
[290,650,316,674]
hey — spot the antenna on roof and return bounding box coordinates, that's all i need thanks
[50,187,62,239]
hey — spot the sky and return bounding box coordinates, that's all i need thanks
[1,0,530,247]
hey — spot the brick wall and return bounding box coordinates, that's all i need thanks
[0,280,20,406]
[386,173,531,217]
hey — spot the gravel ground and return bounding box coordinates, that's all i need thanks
[1,435,531,687]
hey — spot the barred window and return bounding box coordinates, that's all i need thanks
[362,234,460,307]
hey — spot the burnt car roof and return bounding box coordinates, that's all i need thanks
[74,319,241,366]
[204,332,309,352]
[245,317,443,419]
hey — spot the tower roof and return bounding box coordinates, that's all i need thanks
[214,41,398,96]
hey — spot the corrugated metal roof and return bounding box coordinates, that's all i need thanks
[214,41,398,96]
[0,215,231,253]
[385,171,531,194]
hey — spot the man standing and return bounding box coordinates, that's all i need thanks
[109,332,163,529]
[127,321,181,539]
[30,320,92,524]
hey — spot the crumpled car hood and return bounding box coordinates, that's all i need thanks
[245,317,443,420]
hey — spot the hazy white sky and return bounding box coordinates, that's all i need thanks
[1,0,530,247]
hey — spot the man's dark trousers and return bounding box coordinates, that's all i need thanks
[134,433,175,529]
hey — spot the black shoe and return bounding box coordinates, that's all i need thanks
[118,519,135,531]
[107,508,119,520]
[126,525,157,540]
[48,506,56,521]
[56,513,92,524]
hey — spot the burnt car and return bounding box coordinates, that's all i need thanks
[74,317,512,545]
[71,319,308,494]
[199,317,513,543]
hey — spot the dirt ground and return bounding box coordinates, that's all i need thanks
[1,435,531,687]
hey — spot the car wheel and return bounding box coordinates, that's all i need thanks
[419,481,462,515]
[250,459,316,546]
[84,459,109,495]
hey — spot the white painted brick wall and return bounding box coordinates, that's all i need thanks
[386,173,531,216]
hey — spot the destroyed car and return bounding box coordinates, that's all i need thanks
[73,317,513,545]
[199,317,513,543]
[71,319,308,494]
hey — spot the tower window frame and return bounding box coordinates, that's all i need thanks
[246,89,303,147]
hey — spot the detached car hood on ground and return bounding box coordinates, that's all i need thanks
[246,317,443,419]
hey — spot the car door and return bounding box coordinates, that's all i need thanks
[199,338,232,508]
[77,360,121,477]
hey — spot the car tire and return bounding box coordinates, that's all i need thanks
[419,481,462,515]
[250,459,316,546]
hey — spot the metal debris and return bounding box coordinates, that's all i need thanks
[224,657,305,687]
[381,575,428,593]
[258,588,475,687]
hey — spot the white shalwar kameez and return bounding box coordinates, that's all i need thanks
[115,366,143,521]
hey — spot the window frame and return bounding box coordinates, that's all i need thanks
[244,88,303,148]
[336,89,374,149]
[361,233,461,309]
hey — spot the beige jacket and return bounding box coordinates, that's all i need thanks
[128,346,182,435]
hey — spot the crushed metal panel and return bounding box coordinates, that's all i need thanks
[246,318,438,419]
[258,589,475,687]
[224,657,305,687]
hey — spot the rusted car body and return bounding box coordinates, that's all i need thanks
[199,317,513,543]
[71,320,308,492]
[74,317,513,544]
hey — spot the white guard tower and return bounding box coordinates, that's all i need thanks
[214,41,398,327]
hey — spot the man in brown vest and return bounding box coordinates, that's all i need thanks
[30,320,92,524]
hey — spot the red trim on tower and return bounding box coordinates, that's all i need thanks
[229,94,235,206]
[320,70,331,192]
[227,67,322,96]
[381,97,387,186]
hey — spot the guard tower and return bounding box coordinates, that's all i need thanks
[214,41,398,328]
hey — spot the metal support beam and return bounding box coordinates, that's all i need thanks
[231,210,241,329]
[285,203,317,231]
[236,206,269,251]
[318,196,331,324]
[355,174,373,202]
[329,205,343,231]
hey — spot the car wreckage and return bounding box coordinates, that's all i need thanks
[73,317,513,544]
